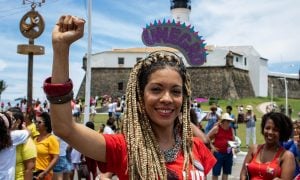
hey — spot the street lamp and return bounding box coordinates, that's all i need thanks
[278,77,288,116]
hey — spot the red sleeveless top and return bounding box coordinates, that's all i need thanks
[213,125,234,153]
[247,145,284,180]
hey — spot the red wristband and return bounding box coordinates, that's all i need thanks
[43,77,73,97]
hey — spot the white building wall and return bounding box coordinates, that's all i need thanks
[233,55,248,70]
[202,49,227,67]
[258,59,269,96]
[92,47,253,70]
[247,56,268,97]
[219,46,268,97]
[171,8,191,23]
[248,56,258,96]
[90,46,269,97]
[92,52,148,68]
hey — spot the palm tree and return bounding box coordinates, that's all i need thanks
[0,80,7,102]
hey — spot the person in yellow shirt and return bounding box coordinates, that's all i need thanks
[25,108,39,139]
[15,139,36,180]
[7,107,37,180]
[33,112,59,180]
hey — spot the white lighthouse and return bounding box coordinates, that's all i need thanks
[170,0,191,23]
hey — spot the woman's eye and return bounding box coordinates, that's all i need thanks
[151,87,161,93]
[172,89,182,96]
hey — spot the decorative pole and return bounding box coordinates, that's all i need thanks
[83,0,92,124]
[17,1,45,112]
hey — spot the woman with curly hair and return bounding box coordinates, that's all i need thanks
[0,112,29,180]
[44,15,216,179]
[240,112,295,179]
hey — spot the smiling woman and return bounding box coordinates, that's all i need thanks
[143,67,183,128]
[46,15,216,180]
[240,112,295,180]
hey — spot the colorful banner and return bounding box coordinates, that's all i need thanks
[142,19,207,66]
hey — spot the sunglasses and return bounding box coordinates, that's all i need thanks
[35,121,43,124]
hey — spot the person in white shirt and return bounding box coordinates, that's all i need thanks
[107,98,115,118]
[70,148,82,180]
[53,137,72,180]
[103,117,115,134]
[90,103,97,121]
[216,104,223,116]
[0,112,29,180]
[72,100,81,123]
[20,99,27,114]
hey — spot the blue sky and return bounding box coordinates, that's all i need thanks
[0,0,299,103]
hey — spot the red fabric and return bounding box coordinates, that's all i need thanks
[97,134,216,180]
[213,125,234,153]
[247,145,284,179]
[43,77,73,97]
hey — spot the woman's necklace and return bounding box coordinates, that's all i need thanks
[161,128,182,163]
[258,145,279,177]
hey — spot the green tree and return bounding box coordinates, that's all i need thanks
[0,80,7,102]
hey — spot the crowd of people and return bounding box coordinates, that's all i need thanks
[189,102,300,179]
[1,14,300,180]
[0,103,126,179]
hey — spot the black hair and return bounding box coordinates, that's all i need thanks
[261,112,293,142]
[0,112,12,150]
[190,109,198,126]
[85,121,95,130]
[8,107,24,130]
[106,117,115,126]
[226,105,232,111]
[38,112,52,133]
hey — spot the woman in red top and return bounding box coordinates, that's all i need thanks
[45,15,216,179]
[207,113,235,180]
[240,112,295,180]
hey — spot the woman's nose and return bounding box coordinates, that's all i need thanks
[160,91,172,102]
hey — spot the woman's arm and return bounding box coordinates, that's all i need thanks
[231,128,235,141]
[279,150,296,180]
[216,114,221,122]
[206,126,218,141]
[23,158,36,180]
[50,15,106,162]
[203,113,209,121]
[206,126,218,152]
[240,145,256,180]
[37,154,59,179]
[191,123,209,145]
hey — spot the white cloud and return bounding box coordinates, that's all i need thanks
[191,0,300,61]
[0,59,7,71]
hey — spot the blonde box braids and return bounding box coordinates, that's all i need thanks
[122,51,194,179]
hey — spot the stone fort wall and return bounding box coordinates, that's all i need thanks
[77,68,300,100]
[77,66,261,100]
[268,76,300,99]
